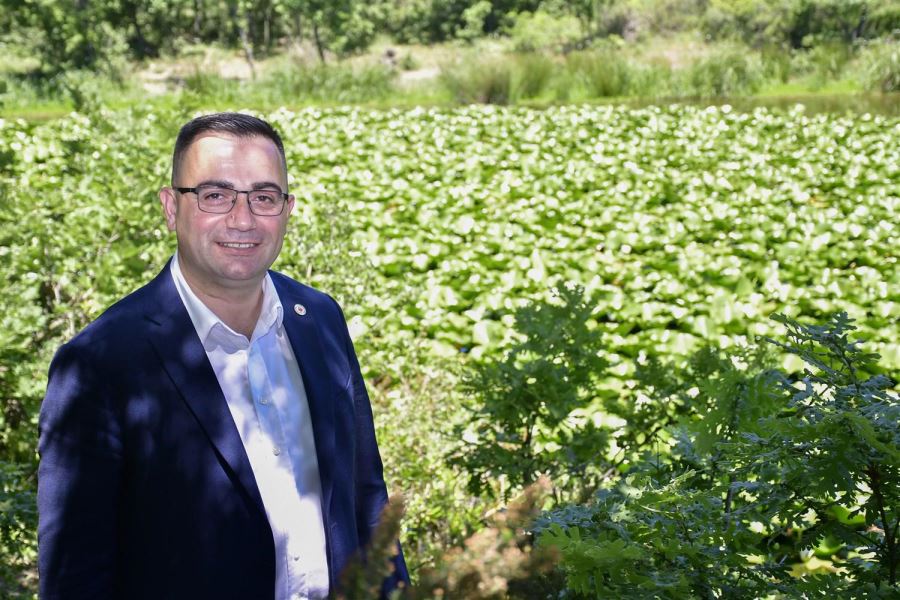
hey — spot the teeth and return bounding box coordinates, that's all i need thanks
[220,243,256,249]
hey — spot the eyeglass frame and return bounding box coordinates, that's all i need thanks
[174,185,291,216]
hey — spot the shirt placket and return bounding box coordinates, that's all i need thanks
[247,337,306,597]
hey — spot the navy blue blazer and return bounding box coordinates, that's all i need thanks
[38,263,408,599]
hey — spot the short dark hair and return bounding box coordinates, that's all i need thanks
[171,112,287,184]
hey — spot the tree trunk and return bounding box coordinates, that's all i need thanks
[312,20,325,63]
[193,0,202,38]
[263,2,272,50]
[239,9,257,79]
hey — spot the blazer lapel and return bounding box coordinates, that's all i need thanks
[275,282,337,521]
[143,265,267,518]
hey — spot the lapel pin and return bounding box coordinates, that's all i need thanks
[294,303,307,316]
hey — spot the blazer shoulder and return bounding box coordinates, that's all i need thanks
[61,266,173,356]
[269,270,345,317]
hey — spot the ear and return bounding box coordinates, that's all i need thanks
[159,187,178,231]
[285,194,296,218]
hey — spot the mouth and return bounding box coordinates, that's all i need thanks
[218,242,260,249]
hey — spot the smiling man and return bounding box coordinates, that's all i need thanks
[38,113,408,599]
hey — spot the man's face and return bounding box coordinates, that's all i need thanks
[159,133,294,298]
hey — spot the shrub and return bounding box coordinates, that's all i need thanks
[0,461,36,599]
[760,43,794,82]
[536,312,900,596]
[702,0,880,48]
[338,481,558,599]
[868,2,900,37]
[859,39,900,92]
[451,285,608,500]
[702,0,801,47]
[457,0,493,43]
[507,10,584,53]
[806,41,856,86]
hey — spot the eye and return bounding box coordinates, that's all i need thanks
[252,191,278,204]
[200,188,231,202]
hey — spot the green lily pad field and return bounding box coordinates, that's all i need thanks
[272,104,899,376]
[1,104,898,398]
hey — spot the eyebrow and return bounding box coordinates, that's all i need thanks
[195,179,285,192]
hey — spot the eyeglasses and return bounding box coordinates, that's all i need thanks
[175,185,289,216]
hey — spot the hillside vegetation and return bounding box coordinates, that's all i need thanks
[2,0,899,115]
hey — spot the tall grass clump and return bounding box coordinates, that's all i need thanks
[859,39,900,92]
[788,42,857,89]
[265,62,395,104]
[760,44,793,83]
[560,49,638,99]
[182,69,236,101]
[510,53,556,101]
[0,68,134,113]
[440,55,514,104]
[679,49,765,97]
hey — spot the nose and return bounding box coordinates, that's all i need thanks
[227,192,256,230]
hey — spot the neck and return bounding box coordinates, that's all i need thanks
[182,273,264,339]
[200,288,263,339]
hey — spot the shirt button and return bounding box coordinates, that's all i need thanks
[259,396,269,405]
[293,554,300,562]
[272,446,281,456]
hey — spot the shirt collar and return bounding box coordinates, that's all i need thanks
[169,252,284,349]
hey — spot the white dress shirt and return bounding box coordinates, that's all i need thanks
[170,253,329,600]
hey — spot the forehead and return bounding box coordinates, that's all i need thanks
[179,133,286,182]
[182,133,281,162]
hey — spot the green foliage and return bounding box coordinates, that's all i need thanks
[264,62,396,103]
[789,42,857,89]
[702,0,892,48]
[751,312,900,587]
[0,461,36,597]
[440,55,516,104]
[1,104,898,595]
[681,48,765,96]
[565,48,639,97]
[3,0,900,84]
[507,10,584,52]
[452,285,607,498]
[859,39,900,92]
[510,53,557,99]
[171,61,396,106]
[536,312,900,596]
[458,1,494,43]
[5,3,131,76]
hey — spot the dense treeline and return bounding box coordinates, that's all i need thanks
[2,0,899,75]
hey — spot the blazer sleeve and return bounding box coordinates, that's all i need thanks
[38,340,124,600]
[335,301,411,593]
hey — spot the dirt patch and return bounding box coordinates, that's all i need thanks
[136,49,256,94]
